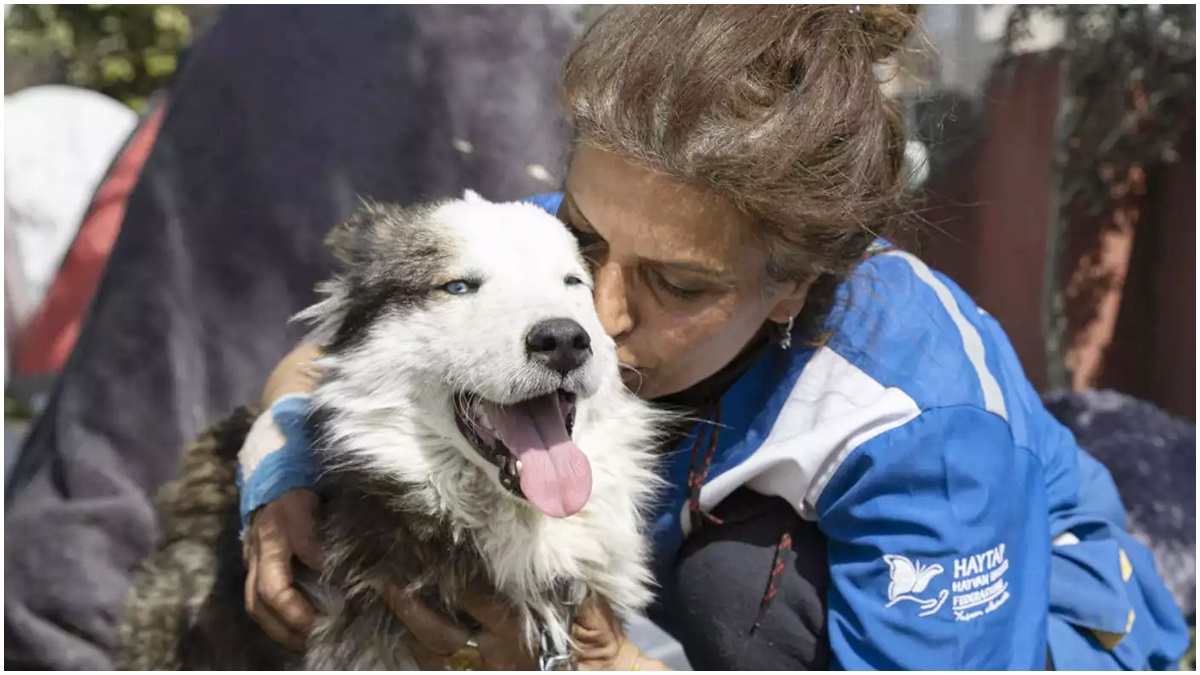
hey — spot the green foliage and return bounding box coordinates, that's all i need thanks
[1182,625,1196,671]
[1004,5,1195,216]
[5,395,32,421]
[4,4,192,111]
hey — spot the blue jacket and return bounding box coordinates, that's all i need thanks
[240,192,1189,670]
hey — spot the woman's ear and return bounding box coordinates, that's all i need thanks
[766,276,816,324]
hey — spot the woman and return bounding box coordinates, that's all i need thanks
[237,5,1188,670]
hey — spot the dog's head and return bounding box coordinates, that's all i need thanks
[300,191,620,518]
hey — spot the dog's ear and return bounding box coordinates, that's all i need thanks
[305,203,380,343]
[324,200,384,268]
[324,226,355,268]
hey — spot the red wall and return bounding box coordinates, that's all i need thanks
[914,54,1196,421]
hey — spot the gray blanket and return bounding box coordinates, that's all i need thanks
[4,6,574,668]
[1043,389,1196,620]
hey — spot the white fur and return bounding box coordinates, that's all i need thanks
[297,196,669,655]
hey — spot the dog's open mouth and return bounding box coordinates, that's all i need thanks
[454,390,591,518]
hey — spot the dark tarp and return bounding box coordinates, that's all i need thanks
[4,6,575,668]
[1043,390,1196,620]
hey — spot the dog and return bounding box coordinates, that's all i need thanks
[116,192,667,669]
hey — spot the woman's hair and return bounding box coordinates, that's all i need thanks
[561,4,919,285]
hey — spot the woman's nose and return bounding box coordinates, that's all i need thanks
[592,260,634,340]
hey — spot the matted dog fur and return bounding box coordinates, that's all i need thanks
[117,193,667,669]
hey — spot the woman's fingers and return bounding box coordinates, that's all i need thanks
[459,579,539,669]
[381,583,470,656]
[570,594,631,670]
[255,515,318,631]
[245,546,307,651]
[239,492,326,651]
[574,593,621,636]
[282,490,325,570]
[257,549,317,631]
[407,639,452,670]
[475,629,532,670]
[459,579,511,627]
[290,526,324,570]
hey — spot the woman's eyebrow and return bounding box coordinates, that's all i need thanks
[661,260,723,274]
[654,259,734,282]
[565,190,734,282]
[562,192,594,228]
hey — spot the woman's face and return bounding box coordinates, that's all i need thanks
[562,146,809,400]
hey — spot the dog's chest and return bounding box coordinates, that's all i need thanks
[321,467,639,601]
[316,488,587,659]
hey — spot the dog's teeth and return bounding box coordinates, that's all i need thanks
[516,460,523,473]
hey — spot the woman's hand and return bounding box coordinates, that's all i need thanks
[572,595,647,671]
[242,488,324,650]
[380,581,668,670]
[381,579,537,669]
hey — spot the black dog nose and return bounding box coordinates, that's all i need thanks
[526,318,592,376]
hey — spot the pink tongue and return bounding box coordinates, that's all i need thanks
[487,395,592,518]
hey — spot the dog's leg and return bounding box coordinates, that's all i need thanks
[116,539,217,669]
[117,407,297,670]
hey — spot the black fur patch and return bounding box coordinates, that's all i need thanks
[323,201,453,352]
[307,404,482,582]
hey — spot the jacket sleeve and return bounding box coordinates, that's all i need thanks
[815,405,1050,670]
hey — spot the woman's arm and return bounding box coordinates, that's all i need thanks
[817,406,1047,670]
[238,342,325,648]
[260,341,323,407]
[237,343,324,529]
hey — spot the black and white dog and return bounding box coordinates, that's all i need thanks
[118,192,666,669]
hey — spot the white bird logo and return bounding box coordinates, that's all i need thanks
[883,554,949,617]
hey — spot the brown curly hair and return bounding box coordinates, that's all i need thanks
[561,4,920,286]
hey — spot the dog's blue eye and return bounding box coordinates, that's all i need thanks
[443,280,476,295]
[565,275,585,287]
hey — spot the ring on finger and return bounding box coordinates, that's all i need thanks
[444,634,482,671]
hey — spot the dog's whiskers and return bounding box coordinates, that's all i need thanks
[617,362,647,396]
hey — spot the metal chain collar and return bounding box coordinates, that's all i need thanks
[538,595,580,671]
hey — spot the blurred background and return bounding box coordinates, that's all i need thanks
[5,3,217,443]
[2,4,1195,670]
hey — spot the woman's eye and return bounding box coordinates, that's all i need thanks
[442,280,478,295]
[565,221,606,261]
[650,271,703,302]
